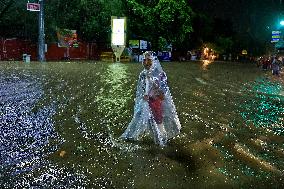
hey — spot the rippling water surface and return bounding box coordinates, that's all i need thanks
[0,60,283,188]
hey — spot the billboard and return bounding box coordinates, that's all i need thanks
[111,18,126,46]
[271,31,281,43]
[56,29,78,48]
[139,40,147,49]
[129,40,139,48]
[111,17,126,62]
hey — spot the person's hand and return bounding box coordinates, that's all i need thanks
[143,95,149,101]
[158,93,165,100]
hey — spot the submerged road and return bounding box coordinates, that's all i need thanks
[0,60,283,188]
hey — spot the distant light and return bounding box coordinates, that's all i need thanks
[280,20,284,26]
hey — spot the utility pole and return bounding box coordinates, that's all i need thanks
[38,0,45,62]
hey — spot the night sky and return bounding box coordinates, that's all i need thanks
[190,0,284,41]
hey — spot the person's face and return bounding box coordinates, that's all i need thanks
[143,58,152,70]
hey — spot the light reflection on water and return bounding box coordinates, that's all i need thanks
[201,59,213,70]
[240,78,284,132]
[0,61,284,188]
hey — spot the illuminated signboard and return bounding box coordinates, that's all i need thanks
[111,18,125,46]
[271,30,281,43]
[129,40,139,48]
[27,3,40,11]
[140,40,147,49]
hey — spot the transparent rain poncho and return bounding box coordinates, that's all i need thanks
[121,52,181,146]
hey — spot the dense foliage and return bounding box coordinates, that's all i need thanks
[125,0,192,50]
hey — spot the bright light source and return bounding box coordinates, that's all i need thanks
[280,20,284,26]
[111,19,125,46]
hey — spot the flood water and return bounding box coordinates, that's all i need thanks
[0,60,283,188]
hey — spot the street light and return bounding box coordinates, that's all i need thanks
[280,20,284,26]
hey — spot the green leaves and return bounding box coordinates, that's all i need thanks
[215,37,233,54]
[0,0,193,49]
[126,0,193,50]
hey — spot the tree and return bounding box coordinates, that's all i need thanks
[0,0,15,21]
[44,0,126,43]
[125,0,193,50]
[189,13,213,49]
[214,36,233,54]
[0,1,38,39]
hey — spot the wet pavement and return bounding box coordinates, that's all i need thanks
[0,60,283,188]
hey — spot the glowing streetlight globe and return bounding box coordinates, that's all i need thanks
[280,20,284,26]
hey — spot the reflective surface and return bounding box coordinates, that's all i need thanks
[0,60,283,188]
